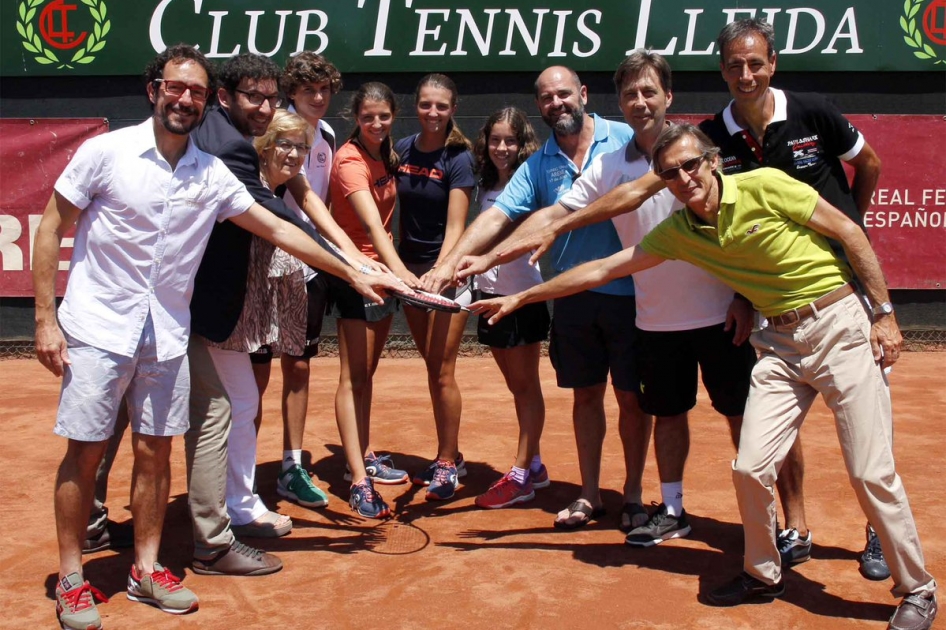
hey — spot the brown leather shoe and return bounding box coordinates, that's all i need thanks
[888,593,937,630]
[192,541,283,576]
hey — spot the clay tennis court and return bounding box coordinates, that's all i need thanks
[2,352,944,629]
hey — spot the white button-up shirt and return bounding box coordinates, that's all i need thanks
[55,119,255,360]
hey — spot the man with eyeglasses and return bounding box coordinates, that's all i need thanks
[699,17,886,579]
[184,52,401,577]
[422,66,643,531]
[468,122,936,630]
[34,45,400,630]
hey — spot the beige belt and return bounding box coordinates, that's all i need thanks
[765,282,855,328]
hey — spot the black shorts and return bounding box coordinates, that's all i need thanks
[250,275,330,363]
[327,273,398,322]
[635,323,756,417]
[475,290,550,349]
[549,291,639,391]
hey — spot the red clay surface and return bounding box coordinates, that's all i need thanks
[2,353,944,629]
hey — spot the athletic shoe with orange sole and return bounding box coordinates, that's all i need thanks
[475,472,535,509]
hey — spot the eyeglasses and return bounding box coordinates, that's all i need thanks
[153,79,211,102]
[235,89,282,108]
[656,153,709,181]
[273,138,311,154]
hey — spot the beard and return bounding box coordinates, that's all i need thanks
[543,100,585,136]
[158,103,202,135]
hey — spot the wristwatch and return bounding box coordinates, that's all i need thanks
[872,302,895,317]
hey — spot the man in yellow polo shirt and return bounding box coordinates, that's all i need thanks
[468,123,936,630]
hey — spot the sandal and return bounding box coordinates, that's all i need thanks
[553,500,606,530]
[232,511,293,539]
[619,502,649,533]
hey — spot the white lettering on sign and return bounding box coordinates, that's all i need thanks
[0,215,73,273]
[628,1,860,57]
[864,189,946,229]
[146,0,863,63]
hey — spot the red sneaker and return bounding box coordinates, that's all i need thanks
[475,472,535,509]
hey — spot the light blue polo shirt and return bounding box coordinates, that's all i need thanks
[494,114,635,295]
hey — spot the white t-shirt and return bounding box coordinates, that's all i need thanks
[559,141,734,332]
[474,184,543,295]
[55,119,254,360]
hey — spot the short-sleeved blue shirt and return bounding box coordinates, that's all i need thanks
[493,114,635,295]
[395,134,476,264]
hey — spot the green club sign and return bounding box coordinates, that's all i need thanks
[16,0,110,69]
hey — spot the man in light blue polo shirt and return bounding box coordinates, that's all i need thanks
[426,66,651,530]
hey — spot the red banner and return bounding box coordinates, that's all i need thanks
[0,118,107,297]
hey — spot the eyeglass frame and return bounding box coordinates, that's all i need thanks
[272,138,311,155]
[152,79,211,102]
[235,88,282,108]
[656,152,710,181]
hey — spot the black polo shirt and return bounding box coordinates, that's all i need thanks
[700,88,865,228]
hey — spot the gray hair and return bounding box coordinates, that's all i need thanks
[652,123,720,172]
[716,18,776,60]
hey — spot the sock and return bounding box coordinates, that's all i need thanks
[509,466,529,485]
[529,455,543,473]
[661,481,684,516]
[283,450,303,472]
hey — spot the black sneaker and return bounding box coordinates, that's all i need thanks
[777,527,812,566]
[705,572,785,607]
[83,520,134,554]
[625,503,691,547]
[860,524,891,581]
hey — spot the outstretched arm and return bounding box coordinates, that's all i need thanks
[421,206,513,293]
[230,203,402,305]
[500,172,666,265]
[469,245,665,325]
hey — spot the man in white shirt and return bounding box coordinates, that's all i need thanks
[33,45,398,630]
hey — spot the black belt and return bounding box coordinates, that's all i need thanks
[766,283,856,328]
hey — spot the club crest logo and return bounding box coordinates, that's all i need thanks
[15,0,110,69]
[901,0,946,65]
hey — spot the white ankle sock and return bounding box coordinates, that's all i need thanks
[510,466,529,484]
[529,455,543,473]
[283,450,303,472]
[661,481,684,516]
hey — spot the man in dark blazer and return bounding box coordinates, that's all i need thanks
[184,53,385,576]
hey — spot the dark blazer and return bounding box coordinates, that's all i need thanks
[189,105,336,342]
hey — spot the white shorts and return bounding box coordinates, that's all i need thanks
[54,315,190,441]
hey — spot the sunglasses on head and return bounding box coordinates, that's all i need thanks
[656,152,709,181]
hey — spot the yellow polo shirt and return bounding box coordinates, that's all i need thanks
[640,168,851,317]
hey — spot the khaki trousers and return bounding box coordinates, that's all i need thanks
[185,335,236,558]
[735,293,935,597]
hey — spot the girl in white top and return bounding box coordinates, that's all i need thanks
[471,108,553,509]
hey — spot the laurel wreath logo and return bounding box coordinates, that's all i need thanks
[15,0,110,69]
[900,0,945,65]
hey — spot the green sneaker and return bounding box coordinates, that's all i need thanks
[126,563,198,614]
[56,572,107,630]
[277,464,329,508]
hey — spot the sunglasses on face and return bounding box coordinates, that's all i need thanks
[153,79,211,102]
[236,89,282,108]
[656,152,709,181]
[273,138,311,154]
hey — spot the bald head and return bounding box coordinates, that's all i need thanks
[534,66,581,98]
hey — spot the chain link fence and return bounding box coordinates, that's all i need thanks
[5,329,946,360]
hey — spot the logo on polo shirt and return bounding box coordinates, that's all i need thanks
[787,135,821,171]
[901,0,946,66]
[317,152,327,164]
[15,0,111,70]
